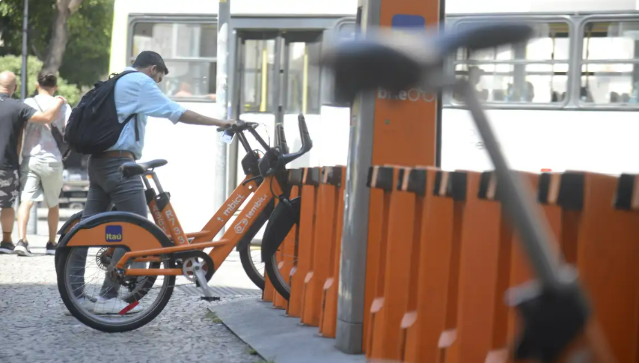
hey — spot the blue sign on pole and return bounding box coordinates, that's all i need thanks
[391,14,426,29]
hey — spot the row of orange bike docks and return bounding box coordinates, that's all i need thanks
[261,165,639,363]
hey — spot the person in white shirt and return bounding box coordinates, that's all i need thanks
[15,73,71,256]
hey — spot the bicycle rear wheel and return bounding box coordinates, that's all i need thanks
[57,246,175,333]
[55,209,155,304]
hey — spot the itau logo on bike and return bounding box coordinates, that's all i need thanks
[105,225,123,242]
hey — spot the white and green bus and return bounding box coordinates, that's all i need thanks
[109,0,639,231]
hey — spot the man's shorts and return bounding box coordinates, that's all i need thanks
[0,169,20,208]
[20,157,64,208]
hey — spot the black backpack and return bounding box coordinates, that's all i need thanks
[64,70,139,155]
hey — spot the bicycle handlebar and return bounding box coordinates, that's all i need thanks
[280,114,313,165]
[216,120,259,134]
[218,115,313,168]
[275,124,290,155]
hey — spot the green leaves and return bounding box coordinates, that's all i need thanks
[0,54,80,105]
[0,0,114,87]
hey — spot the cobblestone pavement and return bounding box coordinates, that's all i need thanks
[0,223,265,363]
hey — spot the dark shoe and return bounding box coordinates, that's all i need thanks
[46,241,57,255]
[0,241,15,254]
[14,240,32,256]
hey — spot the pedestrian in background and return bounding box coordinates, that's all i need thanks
[15,73,72,256]
[0,71,66,255]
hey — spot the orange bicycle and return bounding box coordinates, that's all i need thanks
[55,116,311,332]
[54,120,293,301]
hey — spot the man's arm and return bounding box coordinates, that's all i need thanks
[27,97,66,124]
[178,110,234,128]
[16,123,25,159]
[136,76,234,128]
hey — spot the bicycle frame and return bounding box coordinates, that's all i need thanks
[55,172,262,268]
[116,173,286,276]
[60,117,308,298]
[58,122,277,264]
[104,122,293,277]
[142,172,259,244]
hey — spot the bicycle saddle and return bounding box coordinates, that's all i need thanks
[120,159,168,178]
[321,23,534,103]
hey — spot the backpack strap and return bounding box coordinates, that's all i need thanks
[123,113,139,142]
[115,70,140,142]
[111,70,139,81]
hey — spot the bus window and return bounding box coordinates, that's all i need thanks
[452,21,570,105]
[130,21,218,101]
[580,20,639,106]
[241,39,277,113]
[286,40,322,115]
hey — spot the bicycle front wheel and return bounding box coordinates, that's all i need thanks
[262,197,301,301]
[264,248,293,300]
[57,246,175,333]
[236,199,275,290]
[239,243,265,290]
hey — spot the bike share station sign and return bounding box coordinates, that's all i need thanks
[372,13,437,167]
[336,0,442,354]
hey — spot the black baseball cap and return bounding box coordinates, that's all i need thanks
[132,51,169,75]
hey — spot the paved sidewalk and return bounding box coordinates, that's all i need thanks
[211,299,367,363]
[0,217,265,363]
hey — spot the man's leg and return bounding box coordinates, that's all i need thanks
[67,158,111,300]
[0,207,15,242]
[37,159,64,253]
[47,205,59,244]
[62,180,110,316]
[15,158,42,255]
[17,158,38,243]
[16,200,35,242]
[96,158,148,301]
[0,169,20,253]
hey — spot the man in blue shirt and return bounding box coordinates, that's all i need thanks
[67,51,234,315]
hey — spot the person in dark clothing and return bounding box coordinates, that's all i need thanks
[0,71,67,254]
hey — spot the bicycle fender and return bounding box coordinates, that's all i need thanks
[57,210,84,235]
[261,197,301,261]
[57,211,173,251]
[57,205,118,236]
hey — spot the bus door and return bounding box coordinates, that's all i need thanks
[233,29,323,183]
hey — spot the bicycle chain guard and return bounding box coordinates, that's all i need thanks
[173,250,215,284]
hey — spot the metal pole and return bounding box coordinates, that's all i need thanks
[335,1,379,354]
[20,0,28,101]
[21,0,37,236]
[225,30,239,200]
[214,0,230,237]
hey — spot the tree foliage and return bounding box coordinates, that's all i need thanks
[0,0,114,87]
[0,54,80,105]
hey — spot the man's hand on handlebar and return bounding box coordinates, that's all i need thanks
[218,119,236,128]
[216,120,260,133]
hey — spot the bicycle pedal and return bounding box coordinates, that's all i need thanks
[201,296,221,302]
